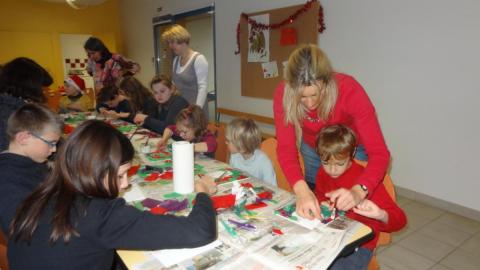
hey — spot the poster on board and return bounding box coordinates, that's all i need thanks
[248,14,270,62]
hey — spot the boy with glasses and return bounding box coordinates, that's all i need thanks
[0,103,63,234]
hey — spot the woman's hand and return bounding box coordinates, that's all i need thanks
[133,113,147,125]
[353,199,388,223]
[293,180,321,220]
[326,185,366,211]
[195,175,217,195]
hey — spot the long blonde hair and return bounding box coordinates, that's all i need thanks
[283,44,338,130]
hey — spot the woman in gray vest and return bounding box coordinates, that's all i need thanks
[162,24,209,116]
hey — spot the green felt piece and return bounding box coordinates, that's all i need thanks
[133,201,144,211]
[320,204,333,218]
[164,192,182,199]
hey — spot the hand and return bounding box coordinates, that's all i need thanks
[353,199,388,223]
[195,175,217,195]
[326,186,365,211]
[293,180,321,220]
[133,113,147,125]
[156,138,167,151]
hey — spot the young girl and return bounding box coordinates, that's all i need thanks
[58,75,92,113]
[226,118,276,186]
[133,75,189,134]
[96,85,133,122]
[157,105,216,158]
[119,76,158,117]
[8,120,217,270]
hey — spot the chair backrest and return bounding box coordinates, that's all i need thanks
[0,230,9,270]
[260,138,294,192]
[207,122,229,163]
[354,159,395,246]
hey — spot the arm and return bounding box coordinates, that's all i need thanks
[194,55,208,107]
[143,97,188,134]
[194,130,217,154]
[92,194,216,250]
[157,127,173,149]
[273,83,320,219]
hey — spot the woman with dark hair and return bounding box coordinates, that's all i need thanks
[84,37,140,90]
[119,76,158,118]
[133,75,189,134]
[0,57,53,151]
[8,120,217,270]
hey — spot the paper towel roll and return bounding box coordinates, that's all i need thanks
[172,141,194,194]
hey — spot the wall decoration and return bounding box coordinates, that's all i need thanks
[261,61,278,79]
[248,14,270,62]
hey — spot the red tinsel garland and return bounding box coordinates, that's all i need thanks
[235,0,325,55]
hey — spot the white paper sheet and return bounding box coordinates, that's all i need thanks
[150,240,222,267]
[122,183,146,202]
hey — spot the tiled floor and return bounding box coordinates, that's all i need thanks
[375,195,480,270]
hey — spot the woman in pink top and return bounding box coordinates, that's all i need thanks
[273,44,390,219]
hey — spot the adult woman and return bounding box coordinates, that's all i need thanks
[273,44,390,219]
[133,75,189,134]
[84,37,140,90]
[119,76,158,120]
[8,120,217,270]
[161,25,209,112]
[0,57,53,151]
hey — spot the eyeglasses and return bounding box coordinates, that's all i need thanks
[30,133,58,148]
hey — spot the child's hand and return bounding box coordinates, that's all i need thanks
[195,175,217,195]
[156,138,167,151]
[353,199,388,223]
[133,113,147,125]
[326,187,363,211]
[105,110,119,119]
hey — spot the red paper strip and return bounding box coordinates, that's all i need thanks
[145,172,159,182]
[211,194,236,210]
[245,201,267,210]
[150,206,167,215]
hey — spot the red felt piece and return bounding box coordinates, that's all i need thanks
[144,172,159,182]
[272,228,284,235]
[159,171,173,180]
[150,206,167,215]
[211,194,236,210]
[64,124,74,134]
[257,191,273,200]
[240,183,254,188]
[245,201,267,210]
[127,165,140,176]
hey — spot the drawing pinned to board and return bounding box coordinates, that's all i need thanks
[261,61,278,79]
[248,14,270,62]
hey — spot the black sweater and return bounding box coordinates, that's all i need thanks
[8,193,217,270]
[143,95,189,134]
[0,153,49,234]
[0,94,25,151]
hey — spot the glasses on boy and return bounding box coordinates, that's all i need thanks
[30,133,58,148]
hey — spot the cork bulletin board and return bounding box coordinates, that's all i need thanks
[240,2,319,100]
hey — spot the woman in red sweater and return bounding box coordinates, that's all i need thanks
[273,44,390,219]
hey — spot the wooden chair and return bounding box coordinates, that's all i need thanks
[207,122,229,163]
[0,230,9,270]
[354,160,396,270]
[260,137,305,192]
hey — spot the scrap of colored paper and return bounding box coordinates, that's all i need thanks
[150,206,168,215]
[245,201,267,210]
[163,192,182,199]
[64,124,75,134]
[211,194,236,210]
[144,172,160,182]
[127,165,140,176]
[159,171,173,180]
[257,191,272,200]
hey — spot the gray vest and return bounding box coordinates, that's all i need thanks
[172,53,208,118]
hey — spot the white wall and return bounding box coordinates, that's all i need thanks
[119,0,480,212]
[59,33,94,89]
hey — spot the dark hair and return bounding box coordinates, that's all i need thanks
[84,37,112,68]
[176,105,208,142]
[10,120,135,243]
[119,76,153,113]
[96,85,120,104]
[316,124,357,161]
[0,57,53,103]
[7,103,63,142]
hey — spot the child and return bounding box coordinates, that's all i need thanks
[314,125,406,270]
[157,105,216,158]
[8,120,217,269]
[0,103,63,234]
[58,75,92,113]
[226,118,276,186]
[96,85,133,122]
[133,75,189,134]
[119,76,158,117]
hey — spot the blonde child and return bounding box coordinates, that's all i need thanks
[226,118,276,186]
[157,105,216,158]
[0,103,63,234]
[314,125,406,270]
[58,75,92,113]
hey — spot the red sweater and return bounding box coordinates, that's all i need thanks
[168,125,217,154]
[273,73,390,193]
[315,162,407,250]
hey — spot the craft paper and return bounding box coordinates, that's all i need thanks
[122,184,146,202]
[261,61,278,79]
[248,14,270,62]
[172,141,194,194]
